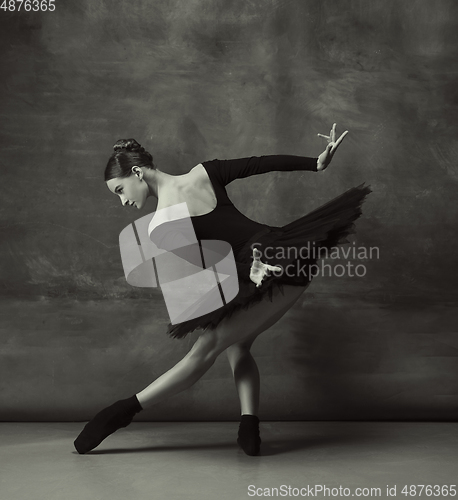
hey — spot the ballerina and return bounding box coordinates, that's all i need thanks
[74,124,371,456]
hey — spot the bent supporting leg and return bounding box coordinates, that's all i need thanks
[225,293,299,418]
[226,343,260,416]
[225,285,308,455]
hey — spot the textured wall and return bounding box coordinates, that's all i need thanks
[1,0,457,421]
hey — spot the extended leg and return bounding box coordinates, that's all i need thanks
[136,333,220,409]
[74,331,226,454]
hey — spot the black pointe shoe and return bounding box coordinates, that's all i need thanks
[74,395,143,454]
[237,414,261,456]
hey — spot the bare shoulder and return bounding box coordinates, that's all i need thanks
[189,163,205,177]
[157,163,205,204]
[185,163,208,186]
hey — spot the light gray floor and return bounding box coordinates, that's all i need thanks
[1,422,457,500]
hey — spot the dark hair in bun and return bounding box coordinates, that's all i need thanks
[104,138,155,181]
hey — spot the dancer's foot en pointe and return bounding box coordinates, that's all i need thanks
[237,414,261,456]
[74,395,143,454]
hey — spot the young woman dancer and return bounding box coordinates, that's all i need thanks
[74,124,372,456]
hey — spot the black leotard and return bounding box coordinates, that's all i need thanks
[190,155,319,259]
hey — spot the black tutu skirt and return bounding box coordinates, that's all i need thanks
[166,182,372,339]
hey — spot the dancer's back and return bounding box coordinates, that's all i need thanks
[154,163,218,218]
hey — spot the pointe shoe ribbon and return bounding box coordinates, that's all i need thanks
[249,248,282,288]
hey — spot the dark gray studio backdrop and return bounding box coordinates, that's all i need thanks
[1,1,457,421]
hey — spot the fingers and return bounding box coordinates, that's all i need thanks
[331,130,349,152]
[318,124,349,149]
[266,264,282,272]
[252,248,262,259]
[331,123,336,142]
[318,123,338,142]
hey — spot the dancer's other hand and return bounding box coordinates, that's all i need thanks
[250,248,282,288]
[317,123,348,171]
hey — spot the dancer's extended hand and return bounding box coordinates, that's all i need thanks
[317,123,348,171]
[250,248,282,288]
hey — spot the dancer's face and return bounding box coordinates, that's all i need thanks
[106,168,147,210]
